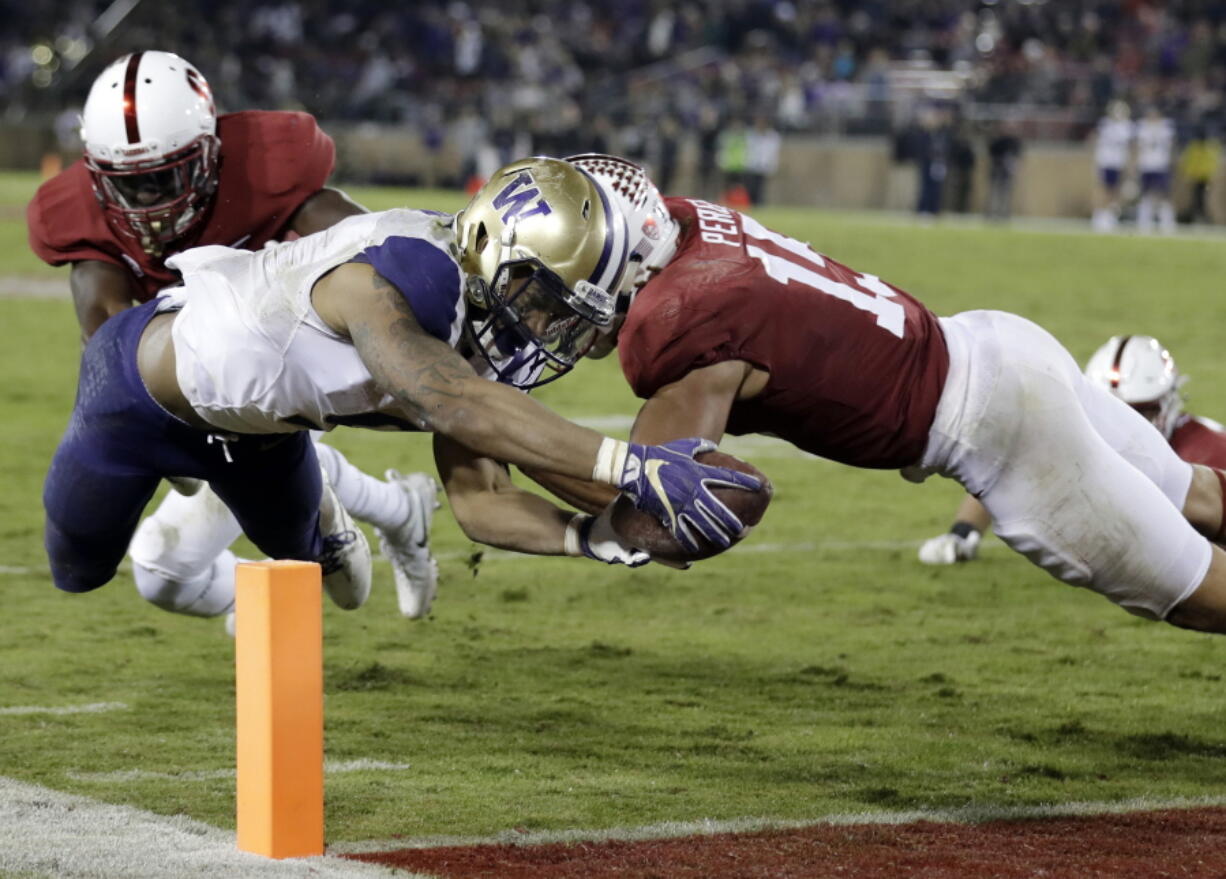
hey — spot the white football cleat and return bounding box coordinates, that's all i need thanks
[376,469,441,619]
[318,468,372,610]
[917,531,981,565]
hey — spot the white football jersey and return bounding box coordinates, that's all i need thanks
[1135,117,1175,172]
[1094,117,1133,169]
[159,209,536,435]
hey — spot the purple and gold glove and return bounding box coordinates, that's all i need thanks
[615,437,761,553]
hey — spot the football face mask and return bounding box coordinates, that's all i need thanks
[86,138,218,255]
[464,257,614,389]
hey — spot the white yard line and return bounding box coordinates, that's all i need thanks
[331,794,1226,854]
[67,759,411,783]
[0,775,420,879]
[0,702,127,716]
[0,538,1006,577]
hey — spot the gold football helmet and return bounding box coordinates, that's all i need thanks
[455,157,629,388]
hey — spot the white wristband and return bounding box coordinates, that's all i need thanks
[563,513,590,557]
[591,437,630,485]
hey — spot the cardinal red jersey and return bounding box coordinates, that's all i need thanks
[1170,415,1226,469]
[618,198,949,469]
[27,110,335,300]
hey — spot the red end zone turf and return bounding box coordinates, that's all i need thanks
[346,806,1226,878]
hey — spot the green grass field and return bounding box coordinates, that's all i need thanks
[2,170,1226,843]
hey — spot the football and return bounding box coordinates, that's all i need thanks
[610,451,772,563]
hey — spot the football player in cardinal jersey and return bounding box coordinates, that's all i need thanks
[919,335,1226,565]
[28,51,441,623]
[531,152,1226,636]
[42,158,758,607]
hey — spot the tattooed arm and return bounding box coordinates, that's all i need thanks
[310,260,609,481]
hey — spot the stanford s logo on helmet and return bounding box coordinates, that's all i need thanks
[80,51,220,258]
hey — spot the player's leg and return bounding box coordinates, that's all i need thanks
[44,443,160,593]
[128,487,245,617]
[43,301,173,593]
[936,311,1212,624]
[1136,194,1156,232]
[208,433,371,609]
[1072,374,1225,540]
[313,440,441,618]
[1165,545,1226,632]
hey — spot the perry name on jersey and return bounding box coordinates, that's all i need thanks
[159,209,492,435]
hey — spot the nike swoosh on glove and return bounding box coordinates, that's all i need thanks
[917,530,981,565]
[617,438,762,553]
[565,505,651,567]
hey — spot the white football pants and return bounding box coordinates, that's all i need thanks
[906,310,1211,619]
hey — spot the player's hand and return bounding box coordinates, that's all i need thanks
[567,507,650,567]
[917,531,981,565]
[617,438,762,553]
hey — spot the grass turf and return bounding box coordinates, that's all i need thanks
[1,171,1226,839]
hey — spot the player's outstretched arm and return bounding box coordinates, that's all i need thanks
[70,260,138,343]
[287,187,368,236]
[434,435,646,566]
[317,262,757,548]
[521,359,756,513]
[629,360,755,445]
[317,261,610,480]
[917,494,992,565]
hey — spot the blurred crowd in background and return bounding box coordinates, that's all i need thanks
[4,0,1226,219]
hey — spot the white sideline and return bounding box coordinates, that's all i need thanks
[0,775,422,879]
[329,794,1226,854]
[0,701,126,716]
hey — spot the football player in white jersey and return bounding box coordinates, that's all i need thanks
[1091,100,1134,233]
[35,51,443,627]
[42,159,761,608]
[1135,105,1177,234]
[919,335,1216,564]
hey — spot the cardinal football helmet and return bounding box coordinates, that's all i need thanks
[565,153,679,312]
[80,51,220,258]
[455,157,630,389]
[1084,335,1186,437]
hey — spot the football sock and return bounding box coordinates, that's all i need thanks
[951,521,980,539]
[132,549,239,617]
[314,441,410,532]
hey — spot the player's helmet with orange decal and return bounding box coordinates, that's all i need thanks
[455,157,630,389]
[1084,335,1186,438]
[80,51,220,258]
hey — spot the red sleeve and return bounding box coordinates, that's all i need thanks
[619,284,744,399]
[1172,417,1226,470]
[25,161,124,268]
